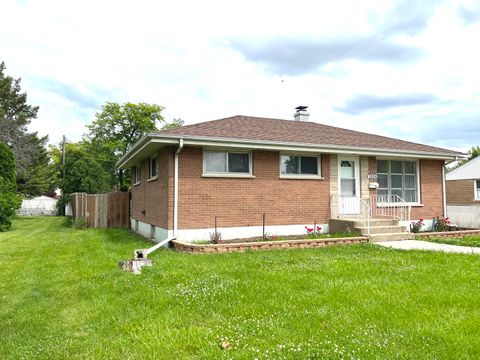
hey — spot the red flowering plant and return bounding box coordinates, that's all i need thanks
[410,218,424,233]
[305,225,323,238]
[434,216,450,232]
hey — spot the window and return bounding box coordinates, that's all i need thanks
[204,150,251,175]
[149,156,158,179]
[476,180,480,200]
[281,155,320,176]
[134,164,141,184]
[377,160,418,203]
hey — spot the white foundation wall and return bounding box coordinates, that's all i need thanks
[130,218,329,243]
[176,223,329,242]
[130,219,170,243]
[447,205,480,228]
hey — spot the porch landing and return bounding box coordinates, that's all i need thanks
[329,218,414,242]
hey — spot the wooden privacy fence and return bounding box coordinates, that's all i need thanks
[71,192,130,228]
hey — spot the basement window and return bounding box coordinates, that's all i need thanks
[280,154,321,178]
[203,150,252,176]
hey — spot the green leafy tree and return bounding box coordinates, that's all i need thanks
[52,142,111,214]
[467,146,480,160]
[0,142,22,231]
[84,102,182,191]
[0,61,52,196]
[448,145,480,172]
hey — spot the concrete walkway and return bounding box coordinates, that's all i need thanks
[376,240,480,255]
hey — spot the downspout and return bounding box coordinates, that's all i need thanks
[442,161,447,218]
[173,139,184,236]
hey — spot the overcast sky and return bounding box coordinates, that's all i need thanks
[1,0,479,152]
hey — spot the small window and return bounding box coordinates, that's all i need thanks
[281,155,320,176]
[149,157,158,178]
[476,180,480,200]
[134,164,141,183]
[204,150,251,175]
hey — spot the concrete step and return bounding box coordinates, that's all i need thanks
[357,219,399,227]
[335,218,400,228]
[355,225,407,235]
[369,232,414,242]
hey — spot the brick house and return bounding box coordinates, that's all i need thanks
[446,156,480,228]
[117,107,464,242]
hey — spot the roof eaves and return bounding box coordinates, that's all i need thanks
[152,134,465,160]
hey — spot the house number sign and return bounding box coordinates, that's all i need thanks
[367,172,378,180]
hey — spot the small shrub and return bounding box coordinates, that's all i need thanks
[209,231,222,244]
[410,218,425,233]
[269,234,279,241]
[73,217,87,230]
[305,225,322,238]
[434,216,450,232]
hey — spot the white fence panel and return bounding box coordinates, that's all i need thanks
[18,197,58,216]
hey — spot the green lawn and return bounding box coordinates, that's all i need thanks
[423,236,480,248]
[1,217,480,359]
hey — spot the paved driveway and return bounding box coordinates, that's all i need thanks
[376,240,480,255]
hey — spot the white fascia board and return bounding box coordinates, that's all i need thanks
[179,137,462,160]
[116,136,177,169]
[118,134,464,168]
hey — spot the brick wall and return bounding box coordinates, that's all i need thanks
[130,147,173,228]
[367,158,444,219]
[177,147,331,229]
[446,179,476,205]
[414,159,444,219]
[130,147,446,231]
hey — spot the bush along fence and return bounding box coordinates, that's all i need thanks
[70,192,130,228]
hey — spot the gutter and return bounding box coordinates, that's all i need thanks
[173,139,184,236]
[442,163,447,218]
[117,134,466,169]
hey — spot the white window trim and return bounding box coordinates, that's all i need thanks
[202,149,254,178]
[279,153,323,179]
[475,180,480,201]
[376,158,422,206]
[149,156,158,181]
[134,163,141,186]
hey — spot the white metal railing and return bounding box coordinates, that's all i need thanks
[330,194,412,235]
[330,195,371,236]
[368,195,411,224]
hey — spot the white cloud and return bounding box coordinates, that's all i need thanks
[0,0,478,152]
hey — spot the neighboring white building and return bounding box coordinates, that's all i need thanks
[446,156,480,228]
[18,195,58,216]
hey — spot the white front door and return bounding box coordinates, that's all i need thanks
[338,157,360,215]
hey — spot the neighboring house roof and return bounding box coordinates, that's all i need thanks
[446,156,480,180]
[118,115,465,168]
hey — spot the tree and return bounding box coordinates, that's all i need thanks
[0,142,22,231]
[0,61,51,196]
[84,102,182,191]
[447,145,480,172]
[16,133,55,196]
[51,142,111,214]
[467,146,480,161]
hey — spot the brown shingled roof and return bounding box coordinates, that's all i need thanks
[156,115,462,156]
